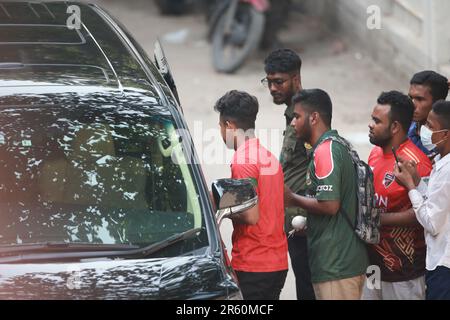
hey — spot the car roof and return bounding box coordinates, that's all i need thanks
[0,1,167,106]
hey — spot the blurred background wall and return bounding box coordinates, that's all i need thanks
[302,0,450,80]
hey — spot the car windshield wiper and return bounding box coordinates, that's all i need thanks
[0,242,139,255]
[0,228,203,263]
[125,227,203,259]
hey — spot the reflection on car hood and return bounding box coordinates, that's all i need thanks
[0,254,238,299]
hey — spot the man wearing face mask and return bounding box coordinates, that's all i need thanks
[420,114,449,153]
[408,71,449,159]
[395,100,450,300]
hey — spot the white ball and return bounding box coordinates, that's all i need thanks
[291,216,307,230]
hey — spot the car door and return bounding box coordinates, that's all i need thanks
[153,40,181,108]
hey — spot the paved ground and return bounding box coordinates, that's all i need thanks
[89,0,408,299]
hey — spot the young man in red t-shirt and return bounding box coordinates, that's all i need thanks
[214,90,288,300]
[365,91,432,299]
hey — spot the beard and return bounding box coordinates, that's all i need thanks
[272,94,287,105]
[298,119,312,144]
[369,131,392,147]
[272,90,294,106]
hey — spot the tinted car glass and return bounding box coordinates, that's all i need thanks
[0,25,85,44]
[0,64,110,85]
[0,102,206,254]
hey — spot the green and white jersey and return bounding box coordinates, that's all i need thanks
[306,130,369,283]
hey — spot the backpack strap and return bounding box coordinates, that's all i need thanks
[317,135,358,231]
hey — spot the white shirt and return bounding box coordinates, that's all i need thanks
[408,153,450,271]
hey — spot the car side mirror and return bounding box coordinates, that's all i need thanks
[211,178,258,226]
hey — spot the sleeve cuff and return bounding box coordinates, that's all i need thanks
[408,189,424,208]
[416,180,428,195]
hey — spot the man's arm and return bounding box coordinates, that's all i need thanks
[386,157,431,227]
[380,208,420,227]
[394,161,448,235]
[408,182,449,236]
[229,204,259,225]
[288,192,340,216]
[230,162,260,226]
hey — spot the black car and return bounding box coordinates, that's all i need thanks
[0,1,257,299]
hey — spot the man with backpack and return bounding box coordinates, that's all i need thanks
[285,89,370,300]
[364,91,433,300]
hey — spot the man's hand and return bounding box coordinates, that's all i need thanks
[394,159,417,191]
[397,156,421,186]
[380,207,420,227]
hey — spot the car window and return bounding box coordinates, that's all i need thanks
[0,103,206,252]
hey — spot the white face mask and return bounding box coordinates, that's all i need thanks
[420,125,449,151]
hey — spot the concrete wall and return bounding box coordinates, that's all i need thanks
[302,0,450,80]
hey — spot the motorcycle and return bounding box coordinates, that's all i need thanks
[209,0,270,73]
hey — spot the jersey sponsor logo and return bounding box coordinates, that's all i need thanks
[317,185,333,192]
[383,172,395,188]
[374,193,388,209]
[314,140,334,180]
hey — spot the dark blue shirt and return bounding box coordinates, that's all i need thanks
[408,122,438,158]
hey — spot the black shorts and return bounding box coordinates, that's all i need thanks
[235,270,288,300]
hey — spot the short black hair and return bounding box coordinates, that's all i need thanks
[264,48,302,74]
[214,90,259,130]
[432,100,450,130]
[377,91,414,133]
[410,70,449,102]
[292,89,332,127]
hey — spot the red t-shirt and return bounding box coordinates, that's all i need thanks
[368,140,432,282]
[230,138,288,273]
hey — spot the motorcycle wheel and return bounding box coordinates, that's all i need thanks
[212,3,265,73]
[154,0,188,15]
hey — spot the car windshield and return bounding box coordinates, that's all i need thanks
[0,103,206,253]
